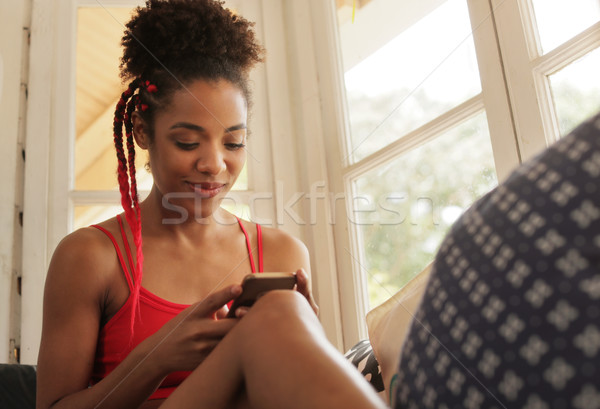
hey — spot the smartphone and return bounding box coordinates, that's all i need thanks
[227,272,297,318]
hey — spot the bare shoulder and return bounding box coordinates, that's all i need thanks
[52,225,114,260]
[259,225,307,254]
[46,222,119,297]
[38,223,123,408]
[259,225,311,274]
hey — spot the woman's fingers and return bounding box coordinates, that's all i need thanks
[194,316,238,338]
[234,306,250,318]
[192,284,243,318]
[295,269,319,316]
[215,305,230,320]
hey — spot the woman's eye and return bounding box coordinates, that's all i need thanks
[176,142,199,150]
[225,143,246,150]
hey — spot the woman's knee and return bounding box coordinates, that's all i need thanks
[240,290,320,333]
[255,290,311,314]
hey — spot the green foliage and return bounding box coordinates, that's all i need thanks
[552,79,600,136]
[346,55,600,309]
[347,89,498,309]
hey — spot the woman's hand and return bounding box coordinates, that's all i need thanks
[137,284,242,375]
[232,270,319,319]
[295,268,319,316]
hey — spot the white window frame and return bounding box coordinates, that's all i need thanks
[258,0,345,348]
[21,0,76,364]
[492,0,600,158]
[302,0,525,347]
[303,0,600,349]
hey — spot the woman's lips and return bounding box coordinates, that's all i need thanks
[186,182,226,198]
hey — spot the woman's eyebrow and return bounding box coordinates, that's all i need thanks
[169,122,247,132]
[169,122,205,132]
[225,123,247,132]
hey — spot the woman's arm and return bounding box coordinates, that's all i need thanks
[261,227,318,314]
[36,229,166,409]
[36,229,241,409]
[261,227,311,274]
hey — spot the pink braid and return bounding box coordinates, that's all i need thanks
[113,79,143,335]
[125,93,143,321]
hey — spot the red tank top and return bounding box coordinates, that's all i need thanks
[89,215,263,400]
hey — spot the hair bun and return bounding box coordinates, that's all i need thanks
[120,0,264,82]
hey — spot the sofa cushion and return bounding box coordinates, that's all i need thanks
[365,263,432,403]
[345,339,384,392]
[0,364,36,409]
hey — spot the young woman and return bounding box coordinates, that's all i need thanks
[36,1,319,408]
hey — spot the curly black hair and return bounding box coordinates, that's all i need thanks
[120,0,264,127]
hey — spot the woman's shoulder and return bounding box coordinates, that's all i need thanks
[55,219,119,258]
[260,225,306,252]
[242,221,310,273]
[47,217,122,285]
[236,218,305,251]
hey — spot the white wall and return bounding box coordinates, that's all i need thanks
[20,0,78,364]
[0,0,31,363]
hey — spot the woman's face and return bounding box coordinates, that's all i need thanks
[139,79,248,220]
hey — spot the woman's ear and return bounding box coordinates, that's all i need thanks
[132,112,150,150]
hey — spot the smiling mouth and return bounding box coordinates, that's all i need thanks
[186,182,226,198]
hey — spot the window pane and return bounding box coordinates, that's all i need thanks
[531,0,600,54]
[74,205,123,231]
[352,112,497,309]
[220,202,252,221]
[550,48,600,136]
[341,0,481,162]
[233,165,248,191]
[75,7,143,191]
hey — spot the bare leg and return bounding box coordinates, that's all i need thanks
[160,291,386,409]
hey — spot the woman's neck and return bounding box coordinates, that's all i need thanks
[140,184,238,239]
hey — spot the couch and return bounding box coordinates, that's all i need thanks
[0,363,36,409]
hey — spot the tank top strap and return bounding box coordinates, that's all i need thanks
[236,217,263,273]
[256,224,263,272]
[115,214,137,285]
[91,217,135,291]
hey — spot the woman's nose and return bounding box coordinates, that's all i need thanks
[196,145,226,175]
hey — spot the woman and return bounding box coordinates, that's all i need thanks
[36,1,318,408]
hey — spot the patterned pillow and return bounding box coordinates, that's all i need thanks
[345,339,385,392]
[394,113,600,408]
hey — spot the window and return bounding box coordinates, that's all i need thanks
[492,0,600,156]
[73,6,144,230]
[531,0,600,54]
[343,0,483,162]
[549,48,600,135]
[530,0,600,135]
[331,0,600,331]
[352,112,497,307]
[336,0,498,310]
